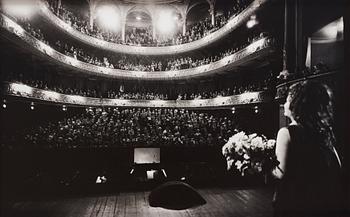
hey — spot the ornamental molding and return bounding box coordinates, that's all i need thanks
[4,82,274,108]
[38,0,268,55]
[0,13,276,80]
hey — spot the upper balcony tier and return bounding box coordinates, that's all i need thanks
[0,13,278,81]
[38,0,269,56]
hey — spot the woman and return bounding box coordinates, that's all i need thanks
[272,81,343,217]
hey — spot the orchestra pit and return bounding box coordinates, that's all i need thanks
[0,0,348,216]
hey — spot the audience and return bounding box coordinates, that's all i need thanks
[46,0,253,46]
[7,71,275,100]
[2,108,237,149]
[16,17,272,72]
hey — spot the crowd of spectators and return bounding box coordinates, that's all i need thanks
[18,16,271,72]
[46,0,253,46]
[3,108,237,149]
[177,76,274,100]
[6,71,274,100]
[106,90,168,100]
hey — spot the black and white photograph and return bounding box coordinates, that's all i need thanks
[0,0,349,216]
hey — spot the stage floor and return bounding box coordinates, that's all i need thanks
[6,187,274,217]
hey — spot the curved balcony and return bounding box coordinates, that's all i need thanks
[275,71,338,100]
[0,13,277,81]
[4,82,274,108]
[38,0,269,56]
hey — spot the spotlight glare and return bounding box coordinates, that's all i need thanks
[96,6,120,32]
[2,104,6,109]
[3,0,37,18]
[246,15,258,29]
[136,16,142,21]
[254,106,259,113]
[156,11,176,35]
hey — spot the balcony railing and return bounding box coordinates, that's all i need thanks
[4,82,274,108]
[38,0,269,56]
[1,13,276,80]
[275,71,339,100]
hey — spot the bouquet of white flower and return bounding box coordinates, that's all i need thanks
[222,131,276,176]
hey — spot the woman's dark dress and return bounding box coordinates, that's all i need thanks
[273,125,343,217]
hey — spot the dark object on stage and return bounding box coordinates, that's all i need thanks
[148,181,206,210]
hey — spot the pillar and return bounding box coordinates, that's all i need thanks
[89,5,94,30]
[57,0,61,9]
[279,0,303,78]
[121,17,126,42]
[182,18,187,35]
[209,4,215,26]
[152,25,156,40]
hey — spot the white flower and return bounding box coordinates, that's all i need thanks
[247,133,257,142]
[251,136,264,148]
[230,131,246,143]
[267,139,276,149]
[243,153,250,160]
[227,159,234,170]
[235,160,243,170]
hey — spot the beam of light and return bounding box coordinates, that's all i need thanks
[96,5,120,32]
[246,15,258,29]
[156,10,176,35]
[2,0,37,18]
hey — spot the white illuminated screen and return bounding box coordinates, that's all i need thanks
[134,148,160,164]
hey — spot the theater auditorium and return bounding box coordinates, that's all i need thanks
[0,0,348,216]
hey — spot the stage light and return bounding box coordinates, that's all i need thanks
[62,105,67,111]
[2,99,7,109]
[254,105,259,113]
[96,5,120,32]
[156,10,176,35]
[30,102,35,110]
[246,15,258,29]
[2,0,37,18]
[231,107,236,114]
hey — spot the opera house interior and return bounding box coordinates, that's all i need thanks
[0,0,349,216]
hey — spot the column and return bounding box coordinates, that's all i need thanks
[206,0,216,26]
[89,5,94,30]
[182,17,186,35]
[210,5,215,26]
[57,0,61,11]
[278,0,303,78]
[120,8,127,42]
[152,25,156,40]
[121,18,126,42]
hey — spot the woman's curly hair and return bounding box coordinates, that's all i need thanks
[288,80,335,149]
